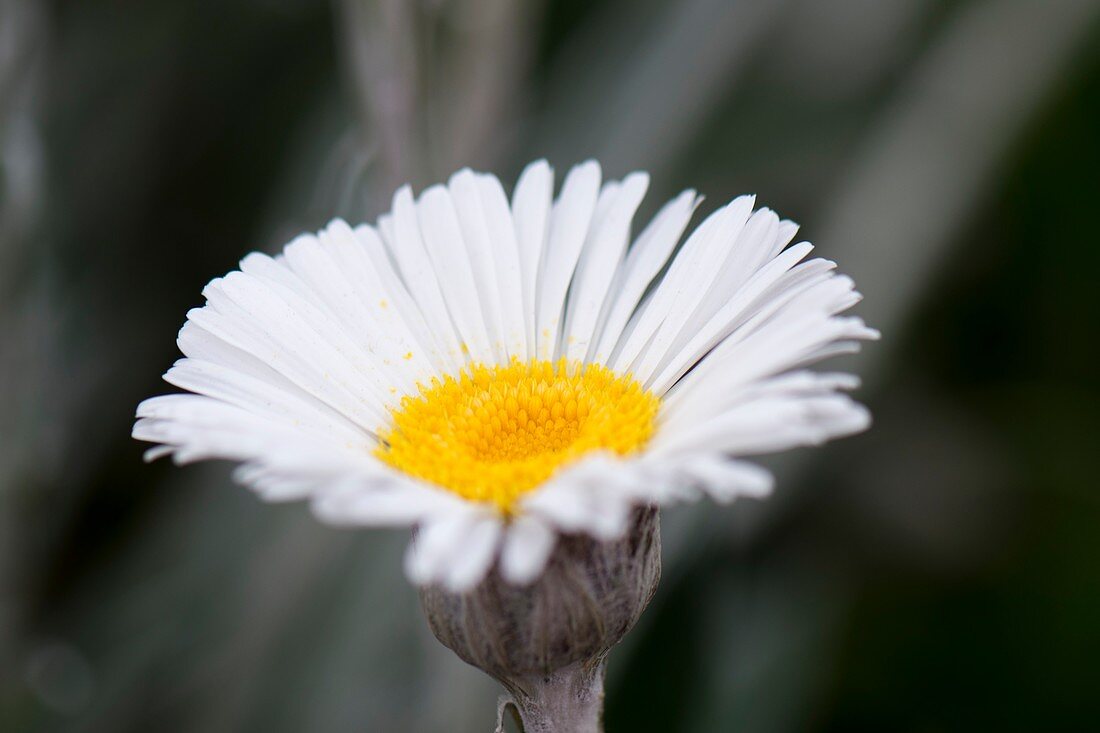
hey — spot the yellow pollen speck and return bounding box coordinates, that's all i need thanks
[404,351,414,360]
[379,299,388,309]
[375,359,660,514]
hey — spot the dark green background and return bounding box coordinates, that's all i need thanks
[2,0,1097,730]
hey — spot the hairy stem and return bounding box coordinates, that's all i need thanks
[498,659,607,733]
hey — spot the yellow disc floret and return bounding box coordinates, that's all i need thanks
[375,359,660,514]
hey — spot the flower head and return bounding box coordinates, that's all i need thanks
[133,160,878,592]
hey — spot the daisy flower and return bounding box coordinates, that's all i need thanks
[133,159,878,593]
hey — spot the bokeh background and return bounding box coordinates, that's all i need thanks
[2,0,1099,730]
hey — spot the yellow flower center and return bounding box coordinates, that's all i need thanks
[375,359,660,513]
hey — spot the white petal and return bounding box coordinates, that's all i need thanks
[234,464,321,501]
[476,172,528,359]
[661,273,876,427]
[133,395,361,471]
[652,393,871,457]
[500,514,557,585]
[404,510,501,591]
[142,445,175,462]
[522,456,637,540]
[610,195,755,373]
[440,515,502,592]
[535,161,601,359]
[447,170,509,362]
[590,189,700,364]
[562,172,649,362]
[311,479,467,526]
[351,223,455,374]
[631,207,782,384]
[646,242,816,394]
[511,160,554,359]
[416,185,496,363]
[193,274,391,427]
[387,186,466,364]
[314,220,435,378]
[674,456,774,502]
[164,357,365,444]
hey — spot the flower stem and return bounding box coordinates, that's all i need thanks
[499,659,607,733]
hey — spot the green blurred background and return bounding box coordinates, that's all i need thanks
[2,0,1099,730]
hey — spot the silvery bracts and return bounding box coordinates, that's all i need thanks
[422,508,661,733]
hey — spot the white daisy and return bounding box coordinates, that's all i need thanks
[133,159,878,592]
